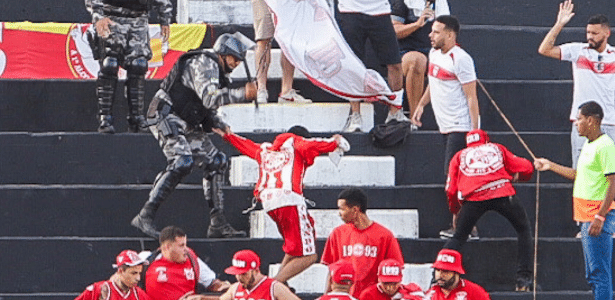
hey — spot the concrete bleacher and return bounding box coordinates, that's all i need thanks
[2,0,615,299]
[250,209,419,239]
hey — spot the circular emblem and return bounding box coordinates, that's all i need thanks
[460,144,503,176]
[352,244,365,257]
[262,149,292,173]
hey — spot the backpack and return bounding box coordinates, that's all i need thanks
[369,120,412,148]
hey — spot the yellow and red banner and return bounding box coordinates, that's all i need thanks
[0,22,208,79]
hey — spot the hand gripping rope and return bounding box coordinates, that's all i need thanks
[477,80,540,299]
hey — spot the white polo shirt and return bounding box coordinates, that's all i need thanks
[428,45,477,134]
[560,43,615,125]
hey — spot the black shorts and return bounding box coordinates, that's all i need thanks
[337,12,402,66]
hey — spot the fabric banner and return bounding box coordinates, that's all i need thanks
[265,0,393,102]
[0,22,208,79]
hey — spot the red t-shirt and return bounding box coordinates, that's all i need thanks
[359,283,424,300]
[424,279,490,300]
[233,276,276,300]
[75,280,151,300]
[145,249,200,300]
[321,222,404,298]
[317,291,357,300]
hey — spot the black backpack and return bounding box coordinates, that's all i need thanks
[369,120,412,148]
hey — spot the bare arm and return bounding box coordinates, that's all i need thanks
[216,283,239,300]
[274,281,302,300]
[538,0,575,59]
[534,158,576,180]
[461,81,479,130]
[589,174,615,236]
[392,8,433,39]
[411,84,431,127]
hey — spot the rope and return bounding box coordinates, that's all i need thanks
[477,79,540,300]
[477,80,536,160]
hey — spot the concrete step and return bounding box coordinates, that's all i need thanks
[250,209,418,239]
[268,262,431,293]
[0,185,576,238]
[0,132,571,185]
[0,78,576,132]
[219,102,373,133]
[230,155,395,187]
[0,237,599,293]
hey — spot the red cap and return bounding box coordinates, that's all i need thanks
[225,250,261,275]
[466,129,489,147]
[113,250,148,268]
[432,249,465,274]
[377,259,404,282]
[329,260,355,284]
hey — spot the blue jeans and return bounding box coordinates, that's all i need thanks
[580,210,615,300]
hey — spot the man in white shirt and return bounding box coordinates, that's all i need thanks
[411,15,480,239]
[538,0,615,168]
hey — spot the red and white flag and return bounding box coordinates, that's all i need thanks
[265,0,395,103]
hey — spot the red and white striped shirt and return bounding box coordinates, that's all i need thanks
[224,132,338,211]
[560,43,615,125]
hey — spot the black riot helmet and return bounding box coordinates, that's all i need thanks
[213,33,248,61]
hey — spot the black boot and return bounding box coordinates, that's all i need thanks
[98,115,115,134]
[204,175,246,238]
[131,170,184,238]
[126,75,147,133]
[96,74,117,134]
[131,201,160,239]
[207,210,247,238]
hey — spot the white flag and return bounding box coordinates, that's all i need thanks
[265,0,395,103]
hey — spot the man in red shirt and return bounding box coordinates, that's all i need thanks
[144,226,230,300]
[359,259,425,300]
[444,129,534,291]
[219,249,300,300]
[321,188,404,298]
[214,125,350,285]
[424,249,490,300]
[75,250,150,300]
[317,260,356,300]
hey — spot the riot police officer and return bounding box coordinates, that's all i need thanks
[86,0,172,133]
[131,33,257,238]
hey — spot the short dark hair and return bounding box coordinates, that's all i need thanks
[578,101,604,121]
[435,15,460,35]
[588,14,609,27]
[159,226,186,244]
[288,125,311,138]
[338,188,368,213]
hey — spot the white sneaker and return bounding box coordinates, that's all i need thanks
[343,113,362,132]
[385,109,410,123]
[257,89,268,104]
[278,89,312,104]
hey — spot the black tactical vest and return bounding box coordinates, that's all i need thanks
[163,50,230,126]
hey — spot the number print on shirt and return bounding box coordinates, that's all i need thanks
[342,244,378,258]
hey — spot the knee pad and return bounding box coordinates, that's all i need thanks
[127,57,148,76]
[169,155,194,176]
[205,151,228,176]
[100,56,119,77]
